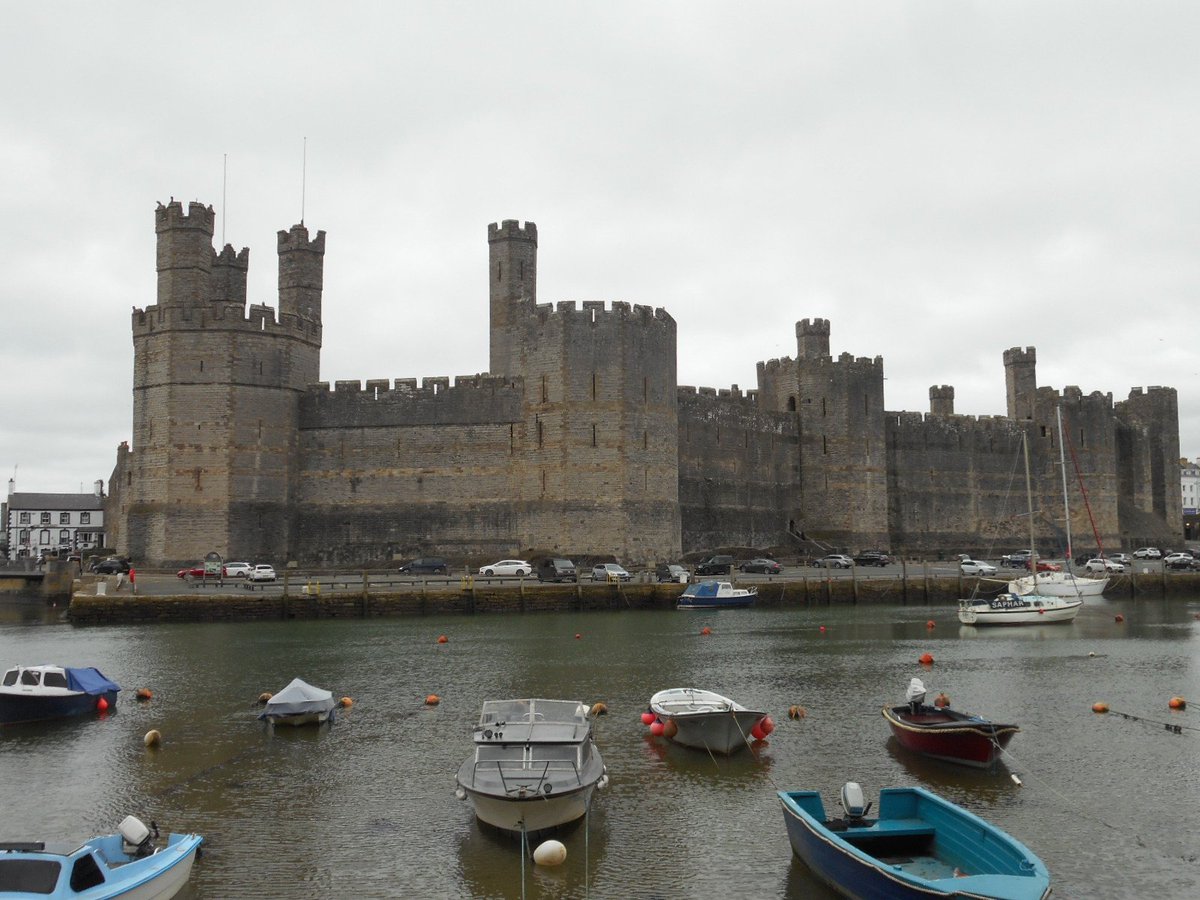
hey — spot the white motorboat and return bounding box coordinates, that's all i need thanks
[258,677,336,726]
[676,581,756,609]
[647,687,769,754]
[455,698,608,837]
[0,816,202,899]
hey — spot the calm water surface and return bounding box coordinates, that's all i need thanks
[2,595,1198,899]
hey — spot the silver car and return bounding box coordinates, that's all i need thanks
[959,559,997,576]
[592,563,632,582]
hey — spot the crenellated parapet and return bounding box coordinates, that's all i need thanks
[301,374,523,429]
[796,317,831,359]
[530,298,675,331]
[130,299,322,344]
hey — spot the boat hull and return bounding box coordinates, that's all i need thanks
[107,835,202,900]
[264,710,330,727]
[882,706,1017,768]
[958,595,1081,625]
[462,783,598,836]
[661,710,764,754]
[0,690,118,726]
[676,596,755,610]
[778,788,1051,900]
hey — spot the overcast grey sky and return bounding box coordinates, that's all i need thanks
[4,2,1197,493]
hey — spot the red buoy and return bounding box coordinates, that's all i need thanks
[437,635,449,644]
[760,715,775,736]
[663,719,678,738]
[919,653,934,666]
[1168,696,1187,710]
[700,626,712,636]
[819,625,826,634]
[650,720,665,736]
[926,620,936,629]
[641,711,655,726]
[96,696,109,712]
[1114,614,1124,623]
[750,722,766,741]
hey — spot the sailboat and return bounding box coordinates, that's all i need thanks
[1009,407,1108,599]
[958,429,1083,626]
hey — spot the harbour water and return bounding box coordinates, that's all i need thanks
[2,594,1198,898]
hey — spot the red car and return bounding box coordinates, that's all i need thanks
[176,565,206,578]
[1023,559,1061,572]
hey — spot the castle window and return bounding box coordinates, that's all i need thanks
[592,373,597,401]
[788,396,796,411]
[259,361,264,375]
[864,394,869,414]
[127,472,132,486]
[822,435,827,455]
[644,430,648,450]
[1079,428,1085,449]
[592,424,597,448]
[537,418,543,448]
[199,359,204,372]
[497,262,502,282]
[509,425,514,455]
[822,398,826,417]
[542,375,547,403]
[520,261,525,281]
[643,377,648,403]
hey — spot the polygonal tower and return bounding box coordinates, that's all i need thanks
[121,200,323,566]
[488,220,537,378]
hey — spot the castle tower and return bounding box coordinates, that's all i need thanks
[278,223,325,322]
[797,318,831,360]
[120,200,323,566]
[794,319,889,548]
[930,385,955,416]
[488,220,537,377]
[1004,347,1037,421]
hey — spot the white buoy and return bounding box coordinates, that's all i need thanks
[1011,774,1022,786]
[532,839,567,866]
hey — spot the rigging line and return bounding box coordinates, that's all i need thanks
[1106,708,1198,734]
[1061,409,1106,558]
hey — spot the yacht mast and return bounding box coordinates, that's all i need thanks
[1056,406,1073,573]
[1022,431,1038,591]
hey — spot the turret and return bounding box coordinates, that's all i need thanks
[796,318,831,360]
[278,223,325,322]
[930,385,955,416]
[155,200,215,307]
[211,244,249,308]
[1004,347,1037,421]
[488,220,537,376]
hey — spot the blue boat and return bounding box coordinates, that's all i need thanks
[0,665,120,726]
[0,816,202,898]
[676,580,756,609]
[778,783,1051,899]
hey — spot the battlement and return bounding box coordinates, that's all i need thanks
[488,220,538,244]
[758,357,796,376]
[530,298,675,327]
[796,318,830,337]
[213,244,249,269]
[278,223,326,253]
[1003,346,1036,366]
[677,385,760,407]
[155,199,214,233]
[300,373,523,429]
[130,301,322,343]
[308,374,517,397]
[796,317,832,359]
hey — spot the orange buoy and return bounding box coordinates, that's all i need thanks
[919,653,934,666]
[590,702,608,717]
[1114,614,1124,623]
[934,693,950,708]
[700,626,712,635]
[425,694,441,706]
[788,705,807,720]
[339,697,353,708]
[1168,696,1187,710]
[258,692,273,704]
[135,688,153,701]
[926,620,936,629]
[437,635,449,644]
[143,729,162,747]
[1092,702,1109,714]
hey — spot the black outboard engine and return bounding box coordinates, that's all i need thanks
[839,782,873,826]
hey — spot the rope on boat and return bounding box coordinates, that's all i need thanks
[520,822,527,900]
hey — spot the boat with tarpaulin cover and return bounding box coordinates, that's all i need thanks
[0,665,120,726]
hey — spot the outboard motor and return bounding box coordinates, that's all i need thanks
[839,782,873,825]
[118,816,156,857]
[906,677,927,713]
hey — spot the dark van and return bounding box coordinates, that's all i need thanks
[694,554,734,576]
[399,557,448,575]
[537,558,578,582]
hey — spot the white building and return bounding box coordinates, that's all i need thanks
[4,480,106,560]
[1183,459,1200,517]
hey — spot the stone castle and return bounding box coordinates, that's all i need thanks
[106,200,1183,566]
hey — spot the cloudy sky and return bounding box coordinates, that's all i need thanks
[4,2,1197,494]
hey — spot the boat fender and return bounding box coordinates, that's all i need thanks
[144,729,162,748]
[590,701,607,717]
[788,705,807,720]
[662,719,678,738]
[597,769,610,790]
[533,840,567,866]
[454,786,467,801]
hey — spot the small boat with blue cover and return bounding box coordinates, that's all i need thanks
[779,782,1051,899]
[0,815,202,899]
[0,665,120,726]
[676,580,756,609]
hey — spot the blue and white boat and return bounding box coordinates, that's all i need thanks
[779,782,1051,899]
[0,665,120,726]
[0,816,202,899]
[676,580,756,610]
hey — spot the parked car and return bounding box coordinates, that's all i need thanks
[1109,552,1132,564]
[477,559,531,577]
[739,557,782,575]
[694,555,734,576]
[592,563,632,582]
[1001,550,1032,568]
[92,557,131,575]
[537,558,578,582]
[1164,553,1198,571]
[655,563,689,583]
[959,558,997,576]
[248,564,277,582]
[176,565,204,579]
[399,557,448,575]
[1023,559,1061,572]
[1132,547,1162,559]
[852,551,892,567]
[222,561,252,578]
[1085,558,1125,574]
[811,554,854,569]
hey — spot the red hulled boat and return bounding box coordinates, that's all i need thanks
[882,678,1019,768]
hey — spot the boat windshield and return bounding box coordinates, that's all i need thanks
[20,670,41,686]
[479,699,587,726]
[0,858,62,893]
[478,744,579,767]
[1,669,17,687]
